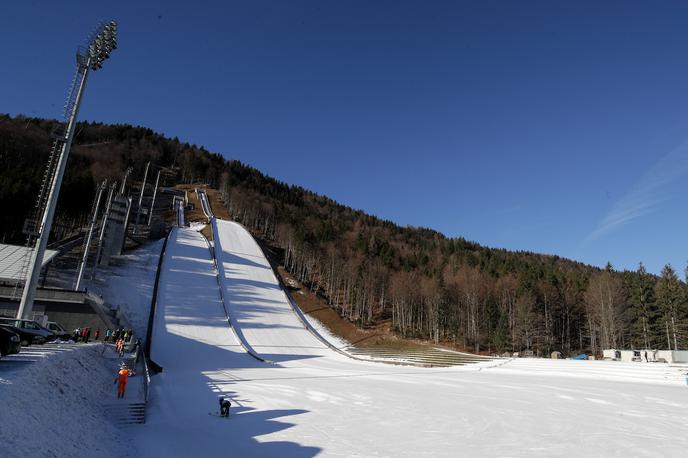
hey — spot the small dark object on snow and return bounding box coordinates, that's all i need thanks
[219,397,231,417]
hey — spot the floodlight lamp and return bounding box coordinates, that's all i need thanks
[84,20,117,71]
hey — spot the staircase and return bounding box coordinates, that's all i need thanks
[105,402,146,425]
[345,346,493,367]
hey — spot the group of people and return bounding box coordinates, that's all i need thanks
[104,328,134,343]
[72,327,98,343]
[114,337,128,357]
[73,327,137,344]
[111,329,138,397]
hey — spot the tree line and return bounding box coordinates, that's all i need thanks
[2,114,686,355]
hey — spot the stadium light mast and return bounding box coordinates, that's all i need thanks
[17,21,118,320]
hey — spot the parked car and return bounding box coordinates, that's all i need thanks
[0,323,44,346]
[0,318,53,344]
[0,326,21,356]
[46,321,71,340]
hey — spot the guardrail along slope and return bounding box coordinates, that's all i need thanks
[213,218,335,360]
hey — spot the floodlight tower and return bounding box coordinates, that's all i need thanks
[16,21,118,320]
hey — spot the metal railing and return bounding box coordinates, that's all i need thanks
[144,230,170,369]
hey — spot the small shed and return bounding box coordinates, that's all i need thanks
[655,350,688,364]
[619,350,641,362]
[602,349,620,360]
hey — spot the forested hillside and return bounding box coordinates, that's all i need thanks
[1,113,686,355]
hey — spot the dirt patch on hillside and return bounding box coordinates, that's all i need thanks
[175,184,207,222]
[276,266,431,351]
[205,188,230,219]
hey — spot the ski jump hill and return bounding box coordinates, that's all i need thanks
[134,200,688,457]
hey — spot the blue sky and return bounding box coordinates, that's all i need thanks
[2,1,688,275]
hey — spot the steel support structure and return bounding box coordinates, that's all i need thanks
[74,180,106,290]
[147,169,161,226]
[92,181,116,278]
[16,21,117,319]
[133,161,150,234]
[120,167,132,195]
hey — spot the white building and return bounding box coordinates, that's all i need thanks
[603,348,688,363]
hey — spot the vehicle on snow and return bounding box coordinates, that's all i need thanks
[46,321,71,340]
[0,326,21,356]
[0,323,43,347]
[0,318,53,344]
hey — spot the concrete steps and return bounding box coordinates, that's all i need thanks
[105,402,146,425]
[345,346,492,367]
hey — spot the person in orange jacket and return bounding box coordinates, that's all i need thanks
[115,338,124,356]
[115,366,130,398]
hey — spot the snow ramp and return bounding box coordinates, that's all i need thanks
[138,227,322,456]
[149,227,246,369]
[212,219,337,362]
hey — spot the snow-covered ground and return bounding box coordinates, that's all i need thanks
[0,240,162,458]
[6,225,684,457]
[130,222,688,457]
[83,239,164,338]
[0,343,135,457]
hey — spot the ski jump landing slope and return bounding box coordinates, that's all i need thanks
[135,224,688,458]
[212,219,339,361]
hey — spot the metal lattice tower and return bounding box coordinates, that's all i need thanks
[16,21,118,320]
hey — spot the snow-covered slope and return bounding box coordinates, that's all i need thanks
[148,228,244,369]
[0,344,134,458]
[132,222,688,457]
[84,239,164,338]
[135,228,297,456]
[213,219,334,360]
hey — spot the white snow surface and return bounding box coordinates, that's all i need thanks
[84,239,164,338]
[0,344,134,457]
[131,222,688,457]
[189,221,207,232]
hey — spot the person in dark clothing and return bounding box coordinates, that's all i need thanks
[219,397,231,417]
[85,328,91,343]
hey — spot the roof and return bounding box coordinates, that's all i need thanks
[0,244,59,283]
